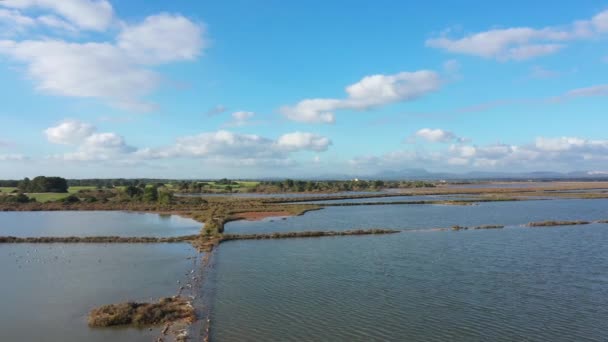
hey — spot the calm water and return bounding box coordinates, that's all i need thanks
[226,198,608,234]
[289,194,477,205]
[210,224,608,341]
[0,243,200,342]
[0,211,201,237]
[177,191,388,199]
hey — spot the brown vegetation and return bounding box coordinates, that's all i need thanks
[230,211,292,221]
[527,220,591,227]
[221,229,400,241]
[88,297,195,328]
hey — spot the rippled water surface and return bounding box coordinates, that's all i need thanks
[0,243,199,342]
[210,224,608,341]
[226,198,608,234]
[0,211,201,237]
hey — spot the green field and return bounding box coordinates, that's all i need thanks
[68,186,98,193]
[0,186,98,202]
[26,193,70,202]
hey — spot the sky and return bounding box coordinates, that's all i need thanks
[0,0,607,179]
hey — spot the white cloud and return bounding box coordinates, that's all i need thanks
[426,9,608,61]
[224,111,255,127]
[442,59,460,74]
[0,8,35,29]
[281,70,442,123]
[563,84,608,99]
[45,120,134,161]
[0,154,28,161]
[137,130,332,161]
[276,132,332,152]
[0,40,161,111]
[1,0,114,31]
[0,9,79,35]
[117,13,206,64]
[449,144,476,158]
[45,120,96,144]
[350,135,608,172]
[593,10,608,32]
[232,111,254,121]
[0,7,207,111]
[60,132,134,161]
[414,128,463,143]
[36,15,77,32]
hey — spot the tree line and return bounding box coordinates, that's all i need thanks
[17,176,69,193]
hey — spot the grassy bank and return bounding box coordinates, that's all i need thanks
[221,229,401,241]
[527,220,591,227]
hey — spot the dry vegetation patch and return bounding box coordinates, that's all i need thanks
[88,297,195,328]
[527,220,591,227]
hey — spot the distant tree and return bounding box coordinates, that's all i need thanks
[61,195,80,204]
[143,186,158,202]
[17,176,67,193]
[157,190,173,205]
[125,185,143,198]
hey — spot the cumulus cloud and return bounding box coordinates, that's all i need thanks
[350,135,608,172]
[0,4,207,111]
[0,8,35,31]
[276,132,332,152]
[117,13,205,64]
[45,120,134,161]
[0,40,162,110]
[44,120,332,167]
[426,9,608,61]
[0,8,78,34]
[281,70,442,123]
[137,130,332,162]
[1,0,115,31]
[412,128,465,143]
[45,120,96,144]
[60,133,135,161]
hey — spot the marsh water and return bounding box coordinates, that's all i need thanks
[2,199,608,341]
[0,243,199,341]
[225,198,608,234]
[211,224,608,342]
[0,211,202,341]
[213,198,608,341]
[0,211,201,237]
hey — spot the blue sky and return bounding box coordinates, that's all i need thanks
[0,0,607,178]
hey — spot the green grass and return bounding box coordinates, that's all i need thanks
[236,181,259,188]
[0,187,17,193]
[25,186,97,202]
[68,186,97,193]
[26,193,71,202]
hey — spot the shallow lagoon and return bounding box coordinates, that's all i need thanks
[210,224,608,341]
[226,198,608,234]
[0,211,201,237]
[0,243,199,342]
